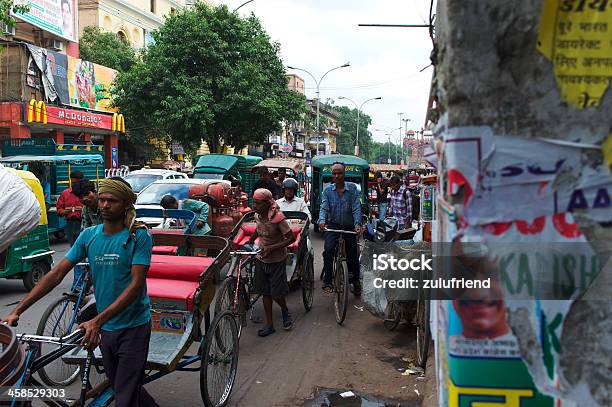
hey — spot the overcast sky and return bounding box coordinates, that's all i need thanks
[216,0,435,144]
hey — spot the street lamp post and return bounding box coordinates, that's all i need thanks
[234,0,255,11]
[402,118,411,165]
[287,63,350,152]
[338,96,382,156]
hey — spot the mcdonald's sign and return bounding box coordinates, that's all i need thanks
[25,99,122,132]
[27,99,48,124]
[112,113,126,133]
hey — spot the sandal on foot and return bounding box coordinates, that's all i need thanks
[322,284,333,295]
[257,325,275,337]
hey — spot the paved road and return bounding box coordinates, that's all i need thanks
[1,232,425,406]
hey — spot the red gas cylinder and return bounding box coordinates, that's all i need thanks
[207,183,227,206]
[212,209,233,237]
[230,206,242,225]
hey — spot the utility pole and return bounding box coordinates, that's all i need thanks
[397,113,403,165]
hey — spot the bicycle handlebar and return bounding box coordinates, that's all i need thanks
[230,250,261,256]
[18,328,85,346]
[323,228,358,234]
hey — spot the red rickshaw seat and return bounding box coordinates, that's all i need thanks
[152,246,178,255]
[146,255,215,311]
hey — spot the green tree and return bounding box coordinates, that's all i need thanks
[113,4,306,153]
[0,0,29,27]
[79,26,137,72]
[334,105,382,162]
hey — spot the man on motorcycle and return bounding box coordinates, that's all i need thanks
[276,178,310,220]
[318,163,362,296]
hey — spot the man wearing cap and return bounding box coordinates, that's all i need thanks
[318,163,363,296]
[2,178,157,407]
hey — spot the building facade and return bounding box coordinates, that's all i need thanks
[0,1,125,168]
[78,0,187,48]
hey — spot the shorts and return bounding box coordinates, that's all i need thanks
[253,259,289,300]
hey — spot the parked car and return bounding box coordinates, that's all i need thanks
[135,178,229,227]
[123,169,188,193]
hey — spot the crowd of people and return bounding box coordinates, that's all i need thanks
[1,161,422,406]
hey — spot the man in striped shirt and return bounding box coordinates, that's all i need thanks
[389,175,412,230]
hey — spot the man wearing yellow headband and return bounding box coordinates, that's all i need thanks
[2,178,157,407]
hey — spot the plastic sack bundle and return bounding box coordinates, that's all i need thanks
[362,240,432,318]
[0,165,41,253]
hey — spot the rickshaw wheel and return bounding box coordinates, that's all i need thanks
[302,254,315,312]
[383,301,402,331]
[214,277,246,339]
[201,310,239,407]
[23,261,50,292]
[36,296,81,386]
[416,282,431,368]
[333,253,349,325]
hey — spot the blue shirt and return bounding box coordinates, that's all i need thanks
[66,225,153,332]
[42,181,51,205]
[318,182,361,227]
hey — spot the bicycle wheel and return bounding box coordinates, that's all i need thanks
[214,277,246,339]
[333,250,349,325]
[36,296,82,386]
[416,282,431,368]
[301,254,315,312]
[383,301,402,331]
[201,310,239,407]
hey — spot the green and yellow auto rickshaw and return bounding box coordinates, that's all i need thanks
[310,154,370,232]
[0,168,54,291]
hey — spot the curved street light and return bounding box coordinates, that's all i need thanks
[338,96,382,156]
[234,0,255,11]
[287,63,350,140]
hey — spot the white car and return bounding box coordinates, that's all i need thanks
[124,169,188,193]
[135,178,229,227]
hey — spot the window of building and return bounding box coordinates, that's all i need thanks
[150,0,156,13]
[117,31,128,44]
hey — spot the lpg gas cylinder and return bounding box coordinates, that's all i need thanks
[212,209,233,237]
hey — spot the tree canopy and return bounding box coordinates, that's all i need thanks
[0,0,29,27]
[79,26,137,72]
[113,3,306,153]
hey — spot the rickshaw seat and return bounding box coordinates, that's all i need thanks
[288,226,302,252]
[152,246,178,255]
[146,255,215,311]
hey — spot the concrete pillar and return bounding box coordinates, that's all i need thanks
[51,130,64,144]
[104,134,118,169]
[432,1,612,406]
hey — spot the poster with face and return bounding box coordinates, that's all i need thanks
[67,57,117,112]
[13,0,78,43]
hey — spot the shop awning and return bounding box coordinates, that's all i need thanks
[0,154,104,164]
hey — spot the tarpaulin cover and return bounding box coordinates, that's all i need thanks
[0,166,41,253]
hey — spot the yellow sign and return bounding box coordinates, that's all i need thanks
[537,0,612,109]
[448,379,534,407]
[112,113,126,133]
[27,99,47,124]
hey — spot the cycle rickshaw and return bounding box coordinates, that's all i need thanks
[1,232,239,407]
[214,211,314,337]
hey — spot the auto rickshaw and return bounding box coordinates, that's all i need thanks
[193,154,262,204]
[310,154,370,232]
[0,168,54,291]
[0,154,104,239]
[252,158,306,198]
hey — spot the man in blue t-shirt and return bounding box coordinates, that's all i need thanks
[2,178,157,407]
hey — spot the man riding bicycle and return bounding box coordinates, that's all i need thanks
[318,163,362,296]
[2,178,158,407]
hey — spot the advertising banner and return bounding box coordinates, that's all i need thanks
[67,57,117,112]
[13,0,78,43]
[45,105,113,130]
[46,50,69,104]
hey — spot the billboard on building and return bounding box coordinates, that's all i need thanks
[67,57,117,112]
[13,0,78,43]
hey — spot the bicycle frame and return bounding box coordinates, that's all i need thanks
[228,250,260,311]
[50,263,92,338]
[9,330,86,407]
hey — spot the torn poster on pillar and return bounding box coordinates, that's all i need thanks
[443,126,612,224]
[537,0,612,109]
